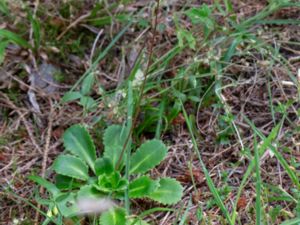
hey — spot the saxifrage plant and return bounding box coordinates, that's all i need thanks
[29,124,183,225]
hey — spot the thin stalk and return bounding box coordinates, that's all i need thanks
[254,135,262,225]
[115,0,160,170]
[155,97,166,139]
[124,81,133,214]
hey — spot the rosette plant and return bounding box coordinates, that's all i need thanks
[30,124,183,225]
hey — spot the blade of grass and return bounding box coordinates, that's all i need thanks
[254,135,262,225]
[255,19,300,25]
[0,29,31,48]
[155,97,166,139]
[178,198,192,225]
[244,117,300,189]
[181,101,233,225]
[231,120,281,224]
[224,0,233,14]
[125,81,133,214]
[267,78,276,124]
[149,45,181,74]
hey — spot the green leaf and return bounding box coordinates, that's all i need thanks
[0,29,31,48]
[55,193,78,217]
[176,29,196,50]
[52,155,89,181]
[81,73,95,95]
[62,91,82,103]
[55,174,82,190]
[79,96,96,110]
[223,37,242,62]
[95,157,114,176]
[148,178,183,205]
[185,5,214,37]
[103,125,127,148]
[63,124,96,172]
[129,176,158,198]
[28,175,59,196]
[130,140,167,174]
[103,125,128,169]
[96,171,127,192]
[77,185,104,199]
[185,5,212,24]
[99,208,126,225]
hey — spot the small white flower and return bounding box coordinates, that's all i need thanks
[13,218,20,225]
[132,69,145,87]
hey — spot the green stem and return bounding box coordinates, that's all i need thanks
[125,81,133,214]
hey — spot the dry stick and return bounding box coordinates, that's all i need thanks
[34,98,54,225]
[115,0,160,170]
[56,12,91,40]
[0,93,43,154]
[90,29,104,63]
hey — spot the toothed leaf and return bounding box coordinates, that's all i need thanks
[148,178,183,205]
[55,174,82,190]
[52,155,89,181]
[129,176,158,198]
[99,208,126,225]
[55,193,78,217]
[95,157,114,176]
[63,124,96,172]
[130,140,167,174]
[103,125,128,169]
[77,185,104,199]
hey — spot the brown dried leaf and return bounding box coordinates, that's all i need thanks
[237,196,248,210]
[172,113,185,125]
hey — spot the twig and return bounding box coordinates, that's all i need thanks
[56,12,91,40]
[89,29,104,63]
[41,99,54,179]
[0,93,42,154]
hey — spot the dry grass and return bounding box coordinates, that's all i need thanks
[0,0,299,224]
